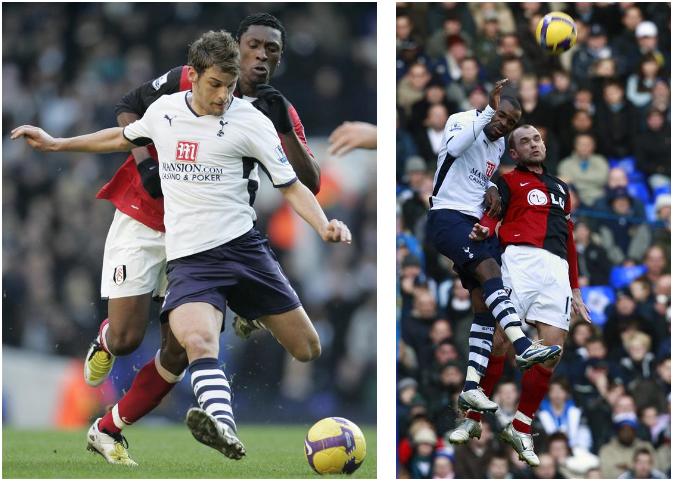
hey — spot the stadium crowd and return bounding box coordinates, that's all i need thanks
[2,3,376,425]
[396,2,670,479]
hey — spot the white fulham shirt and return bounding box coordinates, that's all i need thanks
[124,92,297,261]
[429,105,505,219]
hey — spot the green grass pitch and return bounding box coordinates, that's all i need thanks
[3,424,376,479]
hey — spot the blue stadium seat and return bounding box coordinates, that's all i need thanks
[609,264,647,289]
[627,181,652,205]
[653,185,671,198]
[645,203,657,223]
[580,286,616,327]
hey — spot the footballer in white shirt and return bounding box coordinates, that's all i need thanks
[12,30,351,462]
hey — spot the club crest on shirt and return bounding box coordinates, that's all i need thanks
[449,121,462,132]
[527,189,548,206]
[113,265,126,285]
[275,145,289,164]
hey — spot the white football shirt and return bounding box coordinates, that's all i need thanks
[429,105,505,219]
[124,92,297,260]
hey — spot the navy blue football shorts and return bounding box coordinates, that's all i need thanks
[427,208,502,291]
[160,228,302,325]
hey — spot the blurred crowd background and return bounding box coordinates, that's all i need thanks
[396,2,670,479]
[2,3,376,428]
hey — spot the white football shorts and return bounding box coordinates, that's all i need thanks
[501,245,573,331]
[100,209,167,299]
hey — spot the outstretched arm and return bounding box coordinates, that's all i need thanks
[328,121,377,156]
[278,180,351,244]
[10,125,134,153]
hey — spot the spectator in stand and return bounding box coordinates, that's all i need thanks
[499,55,524,92]
[533,453,565,479]
[558,108,597,158]
[599,413,656,478]
[398,63,432,117]
[396,110,419,184]
[409,80,458,134]
[596,187,651,264]
[635,21,669,71]
[638,405,670,447]
[593,167,646,219]
[518,74,553,129]
[650,78,670,119]
[409,427,439,479]
[432,35,469,86]
[546,70,576,108]
[643,245,668,288]
[446,57,490,111]
[611,6,644,72]
[572,24,615,85]
[635,109,670,189]
[453,421,500,479]
[468,2,515,37]
[486,454,512,479]
[538,378,593,451]
[466,85,489,110]
[617,448,667,478]
[573,221,612,286]
[472,12,501,73]
[594,80,639,159]
[558,133,609,207]
[619,331,656,388]
[626,54,664,109]
[431,451,456,478]
[412,104,449,165]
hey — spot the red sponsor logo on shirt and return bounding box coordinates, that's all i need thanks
[486,160,496,178]
[176,141,199,162]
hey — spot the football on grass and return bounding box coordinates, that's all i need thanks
[304,417,366,474]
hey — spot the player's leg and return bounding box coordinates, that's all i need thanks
[498,247,571,467]
[455,288,500,413]
[169,302,245,460]
[87,312,190,465]
[474,254,561,370]
[85,210,165,386]
[258,307,321,362]
[450,325,510,443]
[427,209,560,370]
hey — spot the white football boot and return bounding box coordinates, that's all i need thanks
[86,418,138,466]
[185,407,246,460]
[515,340,562,371]
[498,423,540,467]
[457,388,499,413]
[447,418,482,444]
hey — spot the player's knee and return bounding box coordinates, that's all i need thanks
[159,346,188,376]
[293,336,321,362]
[182,333,217,359]
[106,327,144,355]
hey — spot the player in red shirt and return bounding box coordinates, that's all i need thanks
[447,125,591,467]
[80,14,322,465]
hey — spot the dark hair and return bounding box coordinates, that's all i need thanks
[500,95,522,112]
[633,447,652,461]
[236,13,286,51]
[188,30,240,77]
[547,432,573,455]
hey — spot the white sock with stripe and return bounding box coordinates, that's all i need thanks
[189,357,236,432]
